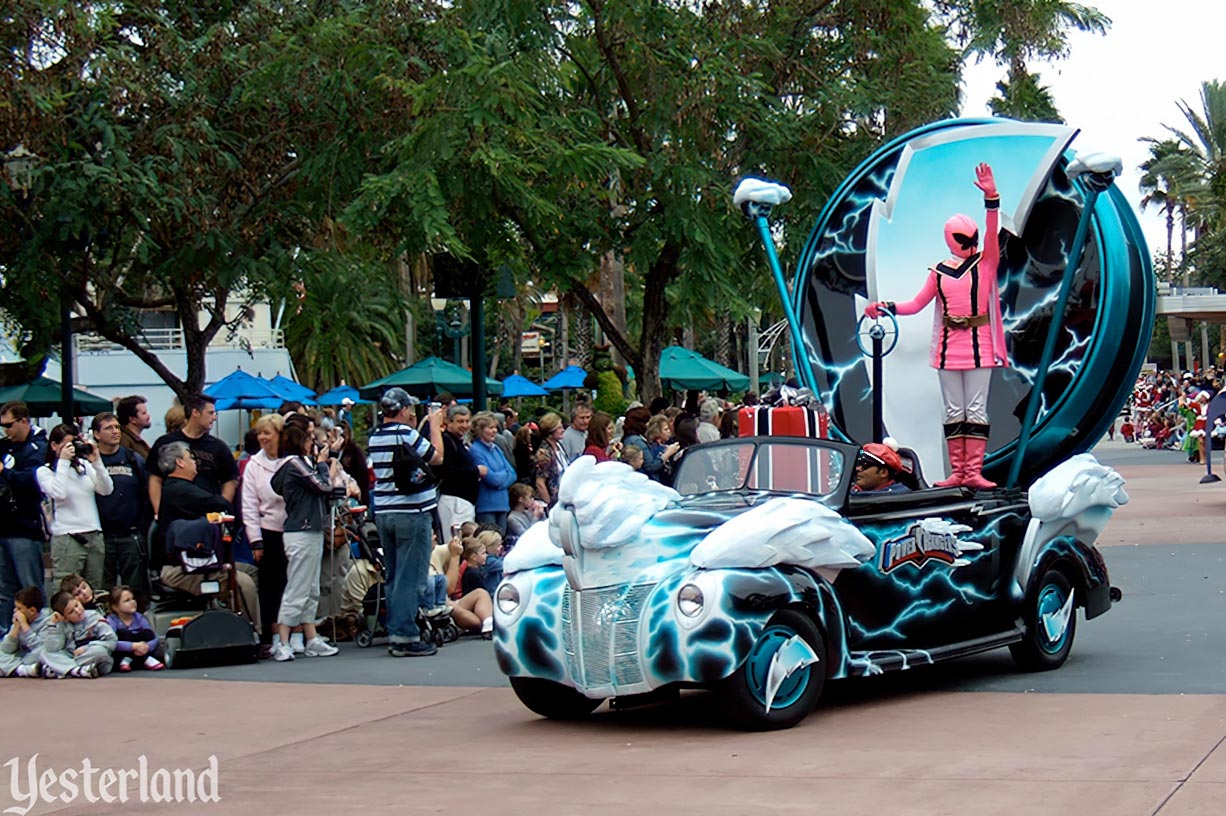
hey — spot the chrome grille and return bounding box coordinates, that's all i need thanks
[563,583,655,689]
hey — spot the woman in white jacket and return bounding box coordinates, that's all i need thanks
[36,425,113,591]
[241,413,288,653]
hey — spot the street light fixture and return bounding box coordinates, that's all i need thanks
[431,297,470,367]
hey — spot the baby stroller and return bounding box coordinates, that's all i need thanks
[350,518,461,649]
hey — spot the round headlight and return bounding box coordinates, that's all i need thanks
[677,583,704,617]
[496,583,521,615]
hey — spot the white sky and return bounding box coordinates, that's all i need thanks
[958,0,1224,258]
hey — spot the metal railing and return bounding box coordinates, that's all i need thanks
[76,327,286,353]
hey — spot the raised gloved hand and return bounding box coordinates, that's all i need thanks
[865,301,894,319]
[974,162,998,198]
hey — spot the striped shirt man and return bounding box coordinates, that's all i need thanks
[368,422,439,513]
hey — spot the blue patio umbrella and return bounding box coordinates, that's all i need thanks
[315,384,372,405]
[266,375,317,406]
[215,395,283,411]
[205,370,283,404]
[500,374,549,398]
[540,365,588,392]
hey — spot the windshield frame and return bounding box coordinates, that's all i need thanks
[672,436,860,508]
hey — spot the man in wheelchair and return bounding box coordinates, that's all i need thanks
[152,441,260,631]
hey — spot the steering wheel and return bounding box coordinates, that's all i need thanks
[855,312,899,358]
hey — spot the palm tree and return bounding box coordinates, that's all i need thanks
[1139,139,1196,282]
[283,255,409,393]
[1165,80,1226,231]
[962,1,1111,85]
[1158,80,1226,286]
[958,1,1110,120]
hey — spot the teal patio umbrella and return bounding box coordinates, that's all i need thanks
[360,356,502,400]
[0,376,112,417]
[659,346,750,392]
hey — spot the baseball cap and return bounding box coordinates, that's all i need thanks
[857,442,902,474]
[341,397,355,407]
[379,387,417,415]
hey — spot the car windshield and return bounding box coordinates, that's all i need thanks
[673,440,846,499]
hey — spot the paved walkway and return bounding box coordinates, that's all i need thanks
[4,439,1225,816]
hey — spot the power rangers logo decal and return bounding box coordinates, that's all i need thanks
[880,518,981,573]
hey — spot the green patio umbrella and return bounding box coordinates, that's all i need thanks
[359,356,503,401]
[0,376,113,417]
[658,346,750,392]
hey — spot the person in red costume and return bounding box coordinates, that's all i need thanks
[865,163,1008,490]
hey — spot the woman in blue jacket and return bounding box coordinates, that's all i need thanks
[468,412,519,534]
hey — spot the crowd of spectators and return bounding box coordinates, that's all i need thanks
[1115,369,1222,461]
[0,383,771,677]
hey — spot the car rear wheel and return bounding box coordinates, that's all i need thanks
[718,610,825,731]
[510,677,604,720]
[1010,569,1077,671]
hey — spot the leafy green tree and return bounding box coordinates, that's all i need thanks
[986,70,1063,123]
[949,0,1109,121]
[0,1,421,400]
[349,0,963,402]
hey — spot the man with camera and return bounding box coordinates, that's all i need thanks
[92,412,151,597]
[0,401,49,624]
[367,388,445,657]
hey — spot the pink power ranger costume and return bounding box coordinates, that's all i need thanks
[866,163,1009,490]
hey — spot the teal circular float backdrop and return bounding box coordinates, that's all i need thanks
[790,117,1154,487]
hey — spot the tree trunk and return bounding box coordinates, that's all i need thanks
[558,294,570,373]
[1181,205,1189,287]
[635,242,683,403]
[1165,205,1174,281]
[574,298,592,369]
[715,310,733,367]
[597,250,628,369]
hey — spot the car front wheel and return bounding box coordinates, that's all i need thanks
[509,677,604,720]
[1010,569,1077,671]
[718,610,826,731]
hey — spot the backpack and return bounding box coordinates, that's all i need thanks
[392,439,436,493]
[164,517,224,573]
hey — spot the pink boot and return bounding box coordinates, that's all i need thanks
[961,436,997,490]
[933,437,965,487]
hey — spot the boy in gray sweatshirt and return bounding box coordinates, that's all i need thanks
[0,586,52,677]
[41,590,117,678]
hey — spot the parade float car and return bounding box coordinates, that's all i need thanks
[493,442,1127,730]
[495,117,1154,730]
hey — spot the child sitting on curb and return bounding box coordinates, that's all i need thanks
[105,586,164,672]
[61,574,107,613]
[0,586,52,678]
[41,590,117,679]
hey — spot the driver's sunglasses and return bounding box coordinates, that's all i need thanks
[856,451,887,471]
